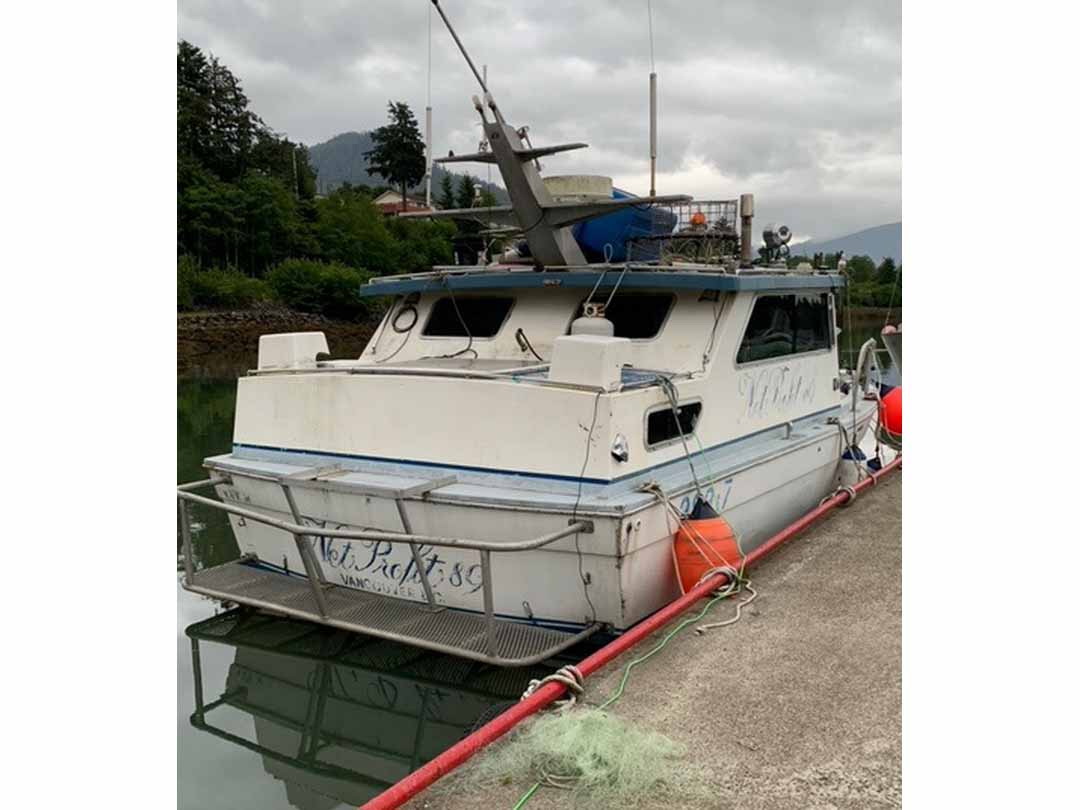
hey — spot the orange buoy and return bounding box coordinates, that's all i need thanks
[690,210,707,227]
[881,387,902,437]
[673,501,742,594]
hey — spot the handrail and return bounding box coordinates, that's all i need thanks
[177,488,592,553]
[177,476,598,661]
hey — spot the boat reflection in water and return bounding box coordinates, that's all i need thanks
[186,609,558,809]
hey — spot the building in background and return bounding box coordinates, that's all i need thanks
[373,190,433,215]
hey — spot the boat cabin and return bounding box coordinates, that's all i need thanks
[234,265,846,494]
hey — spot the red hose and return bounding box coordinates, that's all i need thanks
[361,455,902,810]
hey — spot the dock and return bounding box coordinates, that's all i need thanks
[405,473,901,809]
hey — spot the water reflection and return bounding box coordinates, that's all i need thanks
[186,610,550,809]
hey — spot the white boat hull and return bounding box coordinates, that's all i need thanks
[212,403,874,632]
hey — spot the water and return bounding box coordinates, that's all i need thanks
[176,313,899,808]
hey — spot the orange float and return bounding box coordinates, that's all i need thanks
[672,500,742,594]
[881,387,902,437]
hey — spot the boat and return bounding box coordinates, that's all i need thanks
[177,4,883,667]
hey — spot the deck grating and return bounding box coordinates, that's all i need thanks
[186,561,597,666]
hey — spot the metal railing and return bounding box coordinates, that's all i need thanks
[177,473,595,659]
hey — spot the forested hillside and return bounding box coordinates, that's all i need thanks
[177,40,454,316]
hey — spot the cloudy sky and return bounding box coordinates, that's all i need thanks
[178,0,900,242]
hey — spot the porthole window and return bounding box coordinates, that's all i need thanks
[646,402,702,447]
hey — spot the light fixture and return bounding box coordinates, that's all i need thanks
[611,433,630,463]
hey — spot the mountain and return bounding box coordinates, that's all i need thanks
[307,131,508,202]
[793,222,901,265]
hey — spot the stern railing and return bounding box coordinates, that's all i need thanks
[177,473,596,662]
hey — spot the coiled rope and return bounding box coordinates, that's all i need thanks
[519,664,585,711]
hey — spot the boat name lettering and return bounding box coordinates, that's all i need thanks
[313,529,484,596]
[737,364,816,420]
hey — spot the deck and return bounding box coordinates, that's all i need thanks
[186,561,600,667]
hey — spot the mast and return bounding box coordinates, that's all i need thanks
[649,72,657,197]
[425,0,433,207]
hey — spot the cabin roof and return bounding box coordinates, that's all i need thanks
[358,265,846,298]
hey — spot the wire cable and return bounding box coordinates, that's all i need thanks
[569,390,602,624]
[430,276,478,359]
[515,327,545,362]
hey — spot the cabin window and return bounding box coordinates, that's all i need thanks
[736,293,831,363]
[423,296,514,338]
[575,293,674,339]
[646,402,702,448]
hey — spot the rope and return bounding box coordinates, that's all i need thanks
[696,579,759,634]
[655,375,705,499]
[519,664,585,710]
[511,487,756,809]
[819,484,857,507]
[836,420,870,482]
[582,266,611,308]
[641,481,749,595]
[700,294,724,373]
[602,262,632,309]
[594,581,737,712]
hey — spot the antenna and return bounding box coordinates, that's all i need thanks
[425,0,433,207]
[483,64,492,191]
[429,1,499,116]
[647,0,657,197]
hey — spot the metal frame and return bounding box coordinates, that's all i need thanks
[177,475,599,666]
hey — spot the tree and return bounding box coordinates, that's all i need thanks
[312,188,399,275]
[456,174,478,209]
[876,257,898,285]
[177,40,261,183]
[845,255,876,284]
[250,132,318,201]
[436,174,456,210]
[365,101,426,210]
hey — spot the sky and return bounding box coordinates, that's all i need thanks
[178,0,900,243]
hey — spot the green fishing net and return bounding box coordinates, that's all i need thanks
[462,707,709,806]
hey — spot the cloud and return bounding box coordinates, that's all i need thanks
[178,0,900,241]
